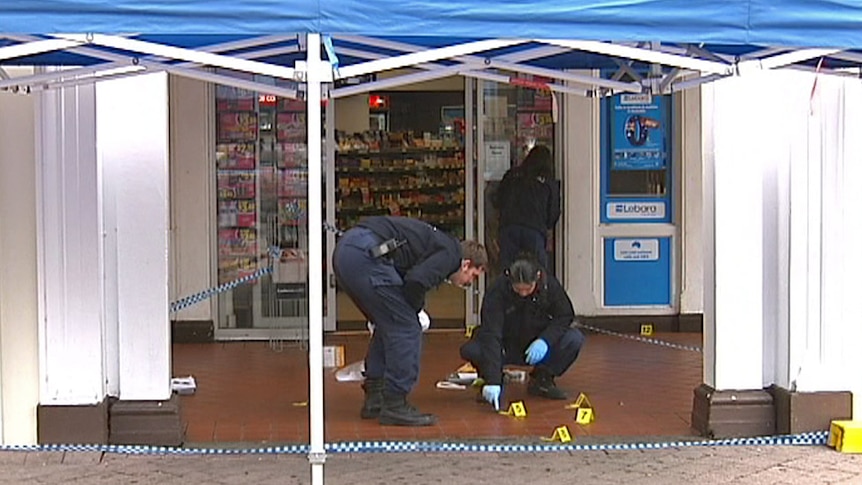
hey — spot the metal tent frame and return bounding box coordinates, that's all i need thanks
[1,31,858,484]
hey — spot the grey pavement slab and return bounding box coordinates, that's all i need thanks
[0,445,861,484]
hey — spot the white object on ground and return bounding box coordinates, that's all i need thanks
[171,376,197,395]
[436,381,467,390]
[335,359,366,382]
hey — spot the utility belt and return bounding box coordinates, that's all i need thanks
[368,237,405,258]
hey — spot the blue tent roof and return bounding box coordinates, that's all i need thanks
[3,1,862,49]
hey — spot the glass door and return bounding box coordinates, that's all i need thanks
[475,76,557,295]
[214,76,312,340]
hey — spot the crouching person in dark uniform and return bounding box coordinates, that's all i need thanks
[333,216,487,426]
[460,257,584,410]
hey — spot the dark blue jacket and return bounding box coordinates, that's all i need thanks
[496,167,561,233]
[473,271,574,385]
[357,216,462,292]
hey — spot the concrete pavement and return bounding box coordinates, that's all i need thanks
[1,442,862,484]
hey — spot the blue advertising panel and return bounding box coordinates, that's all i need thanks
[600,94,672,224]
[611,94,667,170]
[603,237,672,306]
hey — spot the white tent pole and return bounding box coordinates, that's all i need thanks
[336,39,526,78]
[543,39,733,75]
[461,70,588,96]
[484,59,641,92]
[305,32,326,485]
[332,42,642,97]
[3,60,302,100]
[337,34,562,64]
[331,64,480,98]
[738,48,841,72]
[494,45,570,63]
[0,61,139,90]
[149,62,301,98]
[52,34,298,80]
[0,38,81,61]
[30,66,148,91]
[335,36,639,92]
[818,51,862,64]
[1,34,296,90]
[331,46,445,72]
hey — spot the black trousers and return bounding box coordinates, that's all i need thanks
[460,327,585,379]
[333,228,421,396]
[499,223,548,271]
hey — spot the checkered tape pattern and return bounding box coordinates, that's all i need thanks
[169,246,282,314]
[575,322,703,353]
[170,221,343,313]
[322,221,344,237]
[0,431,828,455]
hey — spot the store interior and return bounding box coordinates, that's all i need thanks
[212,71,562,333]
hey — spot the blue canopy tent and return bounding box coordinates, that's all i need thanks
[2,2,861,483]
[3,0,862,47]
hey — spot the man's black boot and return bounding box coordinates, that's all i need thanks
[527,368,568,400]
[378,392,437,426]
[360,377,384,419]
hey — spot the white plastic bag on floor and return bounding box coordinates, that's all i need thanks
[337,310,431,383]
[335,359,366,382]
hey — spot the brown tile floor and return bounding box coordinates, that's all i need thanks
[173,330,703,444]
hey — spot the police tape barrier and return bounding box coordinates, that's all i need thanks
[575,322,703,353]
[169,246,282,314]
[170,222,344,314]
[0,431,829,455]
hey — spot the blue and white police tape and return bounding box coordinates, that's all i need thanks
[323,220,344,237]
[169,246,282,314]
[575,322,703,353]
[0,431,828,455]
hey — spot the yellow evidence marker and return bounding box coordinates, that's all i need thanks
[640,324,654,336]
[540,425,573,443]
[575,407,594,424]
[565,392,595,424]
[498,400,527,418]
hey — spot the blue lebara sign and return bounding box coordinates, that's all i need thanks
[612,94,666,170]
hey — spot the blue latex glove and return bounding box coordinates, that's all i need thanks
[482,385,501,411]
[524,338,549,365]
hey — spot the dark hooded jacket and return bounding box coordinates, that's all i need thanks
[472,270,574,385]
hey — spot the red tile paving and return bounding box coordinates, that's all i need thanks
[172,330,703,444]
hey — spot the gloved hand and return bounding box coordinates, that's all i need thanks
[417,310,431,331]
[402,280,425,312]
[524,338,549,365]
[482,385,501,411]
[369,310,431,334]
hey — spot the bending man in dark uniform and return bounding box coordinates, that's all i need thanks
[460,257,584,410]
[333,216,487,426]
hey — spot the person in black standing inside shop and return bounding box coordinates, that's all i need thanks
[333,215,487,426]
[496,145,561,271]
[460,256,584,411]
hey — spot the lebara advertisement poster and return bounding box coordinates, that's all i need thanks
[612,94,666,170]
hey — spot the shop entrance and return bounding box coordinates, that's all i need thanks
[475,78,558,287]
[326,79,470,330]
[325,74,558,331]
[211,72,559,336]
